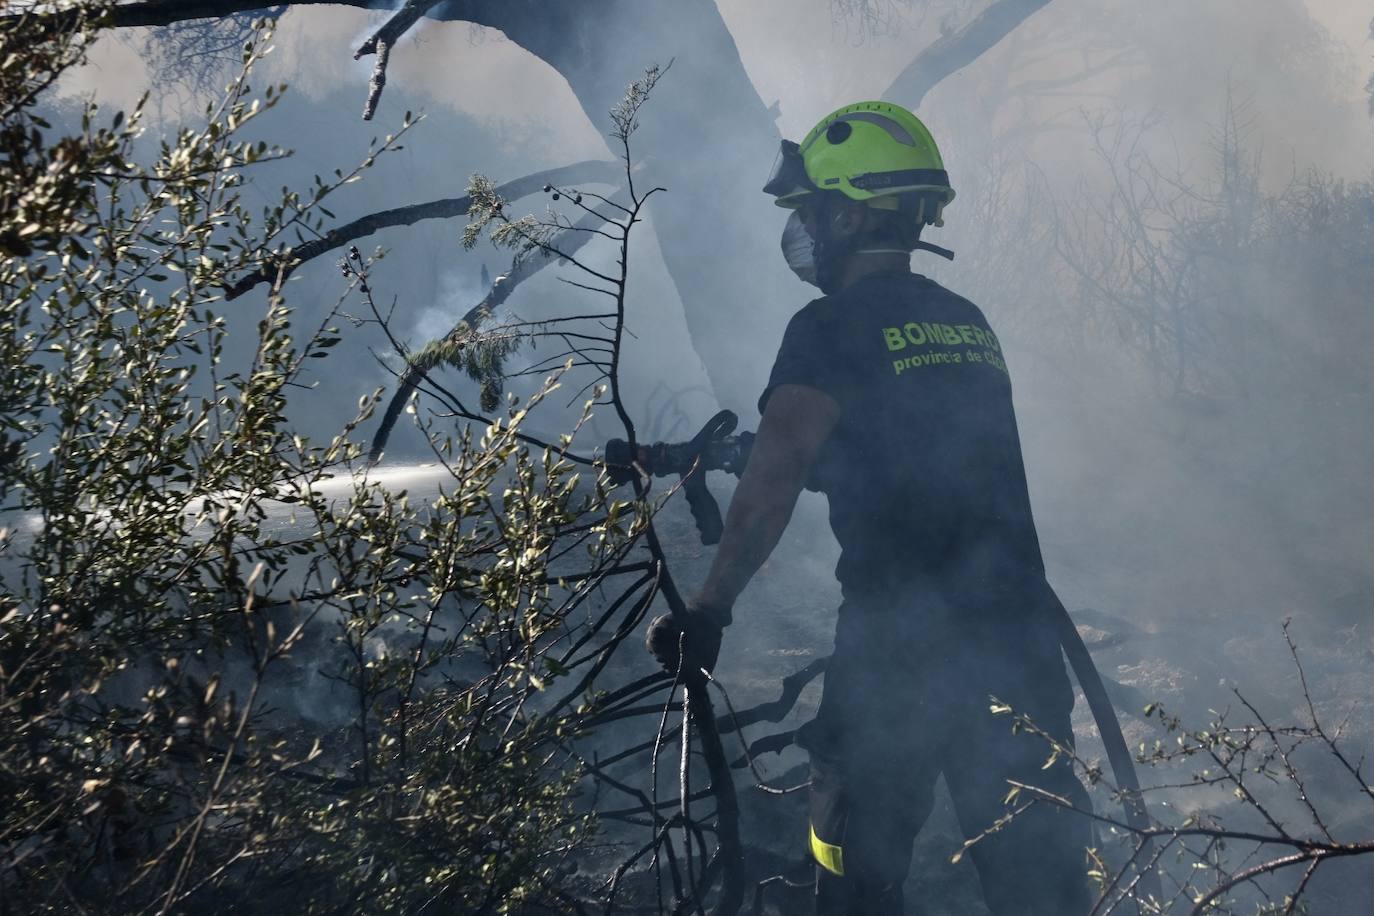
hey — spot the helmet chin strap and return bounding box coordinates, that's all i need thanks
[811,205,852,294]
[914,240,956,261]
[854,243,957,262]
[812,200,957,293]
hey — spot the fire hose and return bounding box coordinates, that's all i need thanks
[607,410,1161,906]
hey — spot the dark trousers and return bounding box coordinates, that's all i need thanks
[803,600,1093,916]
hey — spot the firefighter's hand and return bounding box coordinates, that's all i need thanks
[645,602,728,675]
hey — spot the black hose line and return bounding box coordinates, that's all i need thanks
[1048,586,1164,907]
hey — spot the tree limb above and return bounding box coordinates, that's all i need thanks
[27,0,513,41]
[882,0,1053,109]
[22,0,513,118]
[355,0,443,119]
[225,159,621,300]
[78,0,371,29]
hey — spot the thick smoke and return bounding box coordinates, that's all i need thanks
[43,1,1374,911]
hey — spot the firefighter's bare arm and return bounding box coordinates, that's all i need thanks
[695,383,841,615]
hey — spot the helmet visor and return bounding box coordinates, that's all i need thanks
[762,140,818,202]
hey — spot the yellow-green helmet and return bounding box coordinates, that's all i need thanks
[763,101,955,226]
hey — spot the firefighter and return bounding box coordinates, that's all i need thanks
[647,101,1093,915]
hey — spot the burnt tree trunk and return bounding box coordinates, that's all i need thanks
[448,0,784,411]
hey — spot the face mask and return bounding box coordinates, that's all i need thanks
[781,210,879,293]
[780,210,818,287]
[781,207,951,292]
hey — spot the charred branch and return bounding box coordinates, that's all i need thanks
[590,656,829,773]
[729,730,795,771]
[714,655,827,733]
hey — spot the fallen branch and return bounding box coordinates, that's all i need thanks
[728,730,795,770]
[587,657,828,774]
[224,159,620,300]
[714,655,828,733]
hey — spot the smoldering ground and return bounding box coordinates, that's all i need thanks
[17,0,1374,911]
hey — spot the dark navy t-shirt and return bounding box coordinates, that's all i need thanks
[760,271,1046,609]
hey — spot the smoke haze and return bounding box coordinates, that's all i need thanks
[41,1,1374,909]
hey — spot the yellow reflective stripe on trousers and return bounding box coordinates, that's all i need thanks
[809,824,845,877]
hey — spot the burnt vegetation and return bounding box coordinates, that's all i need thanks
[3,2,1374,915]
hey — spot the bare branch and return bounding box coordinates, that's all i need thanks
[1187,849,1337,916]
[714,655,828,734]
[366,201,614,463]
[224,159,620,299]
[882,0,1054,109]
[360,36,391,121]
[31,0,372,33]
[354,0,443,119]
[355,0,435,58]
